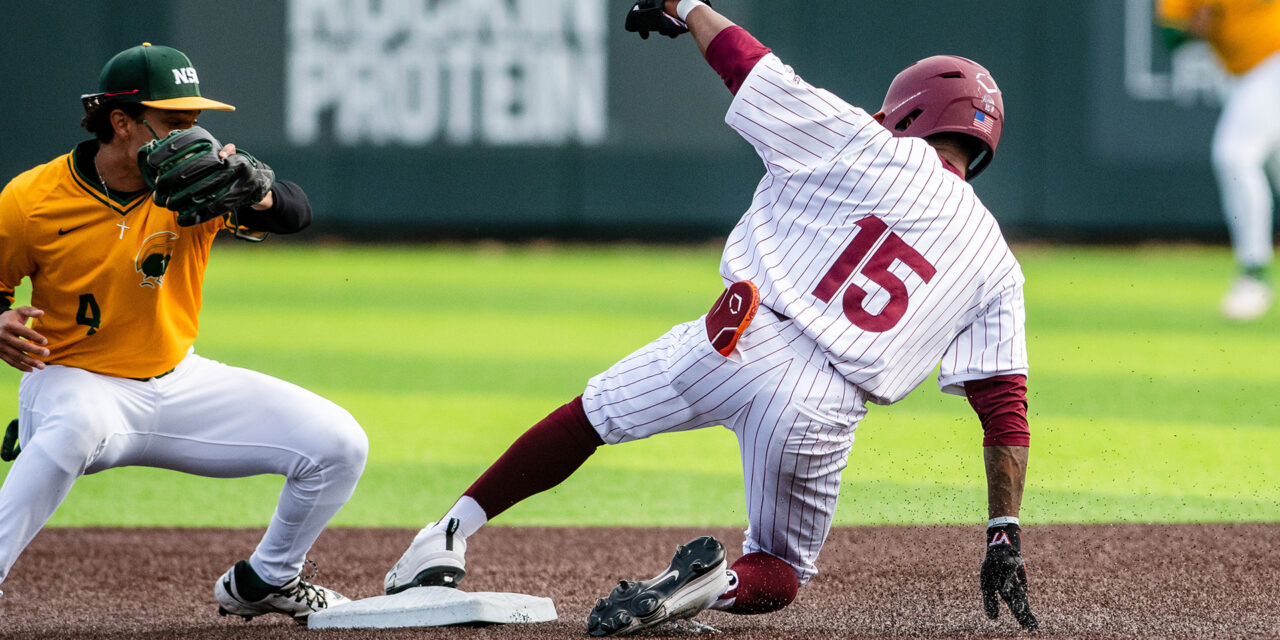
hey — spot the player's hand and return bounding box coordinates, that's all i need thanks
[0,307,49,372]
[981,524,1038,631]
[215,143,273,210]
[140,126,275,227]
[625,0,690,39]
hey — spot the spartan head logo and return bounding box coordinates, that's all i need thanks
[134,231,178,288]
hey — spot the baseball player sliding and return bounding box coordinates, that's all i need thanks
[0,44,367,623]
[387,1,1037,635]
[1158,0,1280,321]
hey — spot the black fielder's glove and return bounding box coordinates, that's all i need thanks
[2,419,20,462]
[138,126,274,227]
[981,523,1039,631]
[625,0,709,39]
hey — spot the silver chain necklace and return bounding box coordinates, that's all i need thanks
[94,151,132,239]
[93,153,119,212]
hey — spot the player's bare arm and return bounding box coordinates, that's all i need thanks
[250,189,275,210]
[0,307,49,372]
[964,374,1031,519]
[966,374,1037,630]
[662,0,734,55]
[984,445,1028,518]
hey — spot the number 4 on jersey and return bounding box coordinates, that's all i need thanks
[812,216,936,332]
[76,293,101,335]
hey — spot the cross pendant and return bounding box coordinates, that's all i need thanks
[117,220,130,239]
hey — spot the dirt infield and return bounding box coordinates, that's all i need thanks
[0,524,1276,640]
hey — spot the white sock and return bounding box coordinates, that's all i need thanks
[425,496,488,539]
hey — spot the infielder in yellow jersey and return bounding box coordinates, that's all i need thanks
[1158,0,1280,320]
[0,44,367,623]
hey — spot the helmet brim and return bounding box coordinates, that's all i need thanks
[141,96,235,111]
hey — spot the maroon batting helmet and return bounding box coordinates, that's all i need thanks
[877,55,1003,179]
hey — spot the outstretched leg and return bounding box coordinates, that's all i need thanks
[385,396,603,593]
[0,366,136,591]
[459,395,602,528]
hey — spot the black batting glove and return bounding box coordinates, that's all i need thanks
[981,523,1039,631]
[625,0,698,39]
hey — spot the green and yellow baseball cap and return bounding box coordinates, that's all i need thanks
[86,42,234,111]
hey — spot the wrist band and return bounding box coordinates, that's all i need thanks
[676,0,707,22]
[988,516,1020,528]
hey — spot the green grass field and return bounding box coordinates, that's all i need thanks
[0,243,1276,527]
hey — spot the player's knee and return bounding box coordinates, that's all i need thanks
[724,552,800,615]
[333,413,369,470]
[312,409,368,477]
[27,410,116,474]
[1212,132,1267,171]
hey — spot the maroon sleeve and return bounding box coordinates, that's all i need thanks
[964,374,1030,447]
[705,26,772,95]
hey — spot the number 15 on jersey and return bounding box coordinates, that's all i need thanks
[812,216,937,333]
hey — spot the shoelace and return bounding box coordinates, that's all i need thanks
[300,558,319,581]
[279,577,329,609]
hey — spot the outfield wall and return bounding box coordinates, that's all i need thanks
[0,0,1251,241]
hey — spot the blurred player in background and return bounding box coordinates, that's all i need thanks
[0,43,367,623]
[1159,0,1280,320]
[386,0,1037,635]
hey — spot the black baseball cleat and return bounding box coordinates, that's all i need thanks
[585,536,729,637]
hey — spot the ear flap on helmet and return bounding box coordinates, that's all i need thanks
[878,55,1003,180]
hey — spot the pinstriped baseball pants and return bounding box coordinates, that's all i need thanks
[583,310,866,584]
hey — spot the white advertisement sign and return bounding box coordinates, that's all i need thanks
[287,0,607,146]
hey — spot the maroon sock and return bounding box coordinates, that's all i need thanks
[464,395,603,519]
[724,552,799,614]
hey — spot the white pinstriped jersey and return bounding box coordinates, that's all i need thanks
[720,54,1027,405]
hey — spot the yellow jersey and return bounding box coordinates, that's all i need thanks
[1158,0,1280,74]
[0,140,221,378]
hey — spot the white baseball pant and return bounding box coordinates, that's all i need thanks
[1212,49,1280,269]
[0,351,367,589]
[583,310,867,584]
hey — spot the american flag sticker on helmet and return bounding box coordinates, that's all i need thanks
[973,110,995,135]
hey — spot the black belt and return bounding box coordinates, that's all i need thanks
[127,367,175,382]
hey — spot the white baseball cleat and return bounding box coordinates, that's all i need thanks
[585,536,730,637]
[214,560,350,624]
[384,517,467,594]
[1221,275,1273,321]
